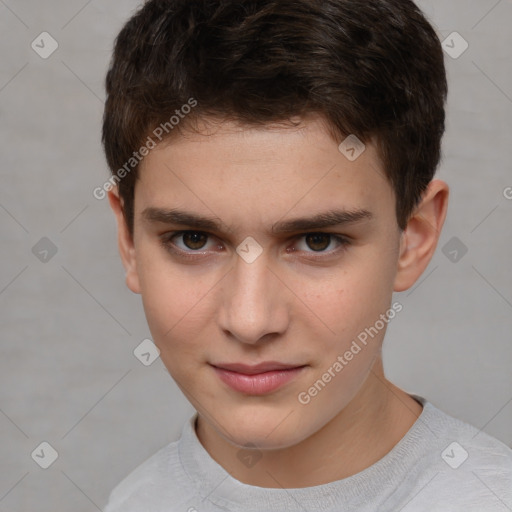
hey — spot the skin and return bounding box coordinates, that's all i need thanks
[108,114,449,488]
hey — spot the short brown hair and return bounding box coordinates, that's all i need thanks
[102,0,447,235]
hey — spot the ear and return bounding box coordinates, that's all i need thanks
[394,179,449,292]
[107,187,141,294]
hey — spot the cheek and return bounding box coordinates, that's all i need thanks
[296,268,392,418]
[136,249,218,362]
[301,258,395,341]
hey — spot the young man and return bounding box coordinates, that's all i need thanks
[102,0,512,510]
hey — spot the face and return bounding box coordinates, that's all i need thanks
[119,115,405,449]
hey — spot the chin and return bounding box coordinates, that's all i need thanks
[215,407,307,450]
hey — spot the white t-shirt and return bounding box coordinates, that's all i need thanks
[105,395,512,511]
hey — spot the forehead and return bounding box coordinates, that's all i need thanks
[134,115,394,230]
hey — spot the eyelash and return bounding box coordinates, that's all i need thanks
[159,230,351,261]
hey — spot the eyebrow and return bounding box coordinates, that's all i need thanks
[271,208,373,234]
[141,207,373,234]
[142,207,225,231]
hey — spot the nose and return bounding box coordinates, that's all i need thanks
[218,249,289,345]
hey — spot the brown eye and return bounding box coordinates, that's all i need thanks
[305,233,331,251]
[182,231,208,250]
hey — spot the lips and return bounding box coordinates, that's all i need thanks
[210,362,307,395]
[210,361,306,375]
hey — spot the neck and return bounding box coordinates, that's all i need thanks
[195,359,423,488]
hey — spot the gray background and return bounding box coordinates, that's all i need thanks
[1,1,511,510]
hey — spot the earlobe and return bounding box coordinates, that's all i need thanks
[393,179,449,292]
[107,188,141,294]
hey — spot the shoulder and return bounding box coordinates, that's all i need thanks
[421,399,512,471]
[104,421,198,512]
[397,398,512,511]
[104,440,178,511]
